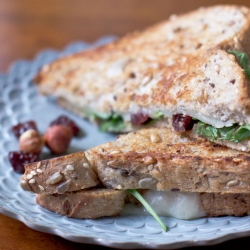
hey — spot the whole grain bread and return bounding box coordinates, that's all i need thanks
[20,151,99,194]
[34,5,250,132]
[21,127,250,194]
[200,192,250,217]
[86,128,250,193]
[36,188,126,219]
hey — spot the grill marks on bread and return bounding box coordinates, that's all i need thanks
[35,5,250,132]
[21,128,250,195]
[86,128,250,193]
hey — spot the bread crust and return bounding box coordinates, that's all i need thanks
[200,192,250,217]
[20,152,99,194]
[86,128,250,193]
[20,128,250,194]
[36,189,126,219]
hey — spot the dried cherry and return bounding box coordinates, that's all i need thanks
[50,115,79,136]
[8,151,38,174]
[131,113,149,126]
[172,114,195,132]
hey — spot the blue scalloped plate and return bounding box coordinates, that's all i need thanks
[1,37,250,249]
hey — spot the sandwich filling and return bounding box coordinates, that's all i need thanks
[123,190,207,220]
[89,110,250,144]
[185,50,250,143]
[123,189,207,231]
[89,110,250,145]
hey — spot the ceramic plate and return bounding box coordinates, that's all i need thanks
[1,37,250,249]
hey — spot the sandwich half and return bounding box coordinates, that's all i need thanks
[20,127,250,220]
[33,5,250,152]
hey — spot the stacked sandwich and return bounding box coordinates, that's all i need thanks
[20,5,250,230]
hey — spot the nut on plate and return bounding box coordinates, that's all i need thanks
[19,129,45,154]
[44,125,73,154]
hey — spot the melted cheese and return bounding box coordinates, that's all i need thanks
[121,191,207,220]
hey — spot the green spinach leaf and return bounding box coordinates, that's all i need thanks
[195,122,250,143]
[228,50,250,80]
[128,189,167,232]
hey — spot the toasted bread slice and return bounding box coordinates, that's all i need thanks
[86,128,250,193]
[34,5,250,130]
[36,188,126,219]
[20,127,250,194]
[20,152,99,194]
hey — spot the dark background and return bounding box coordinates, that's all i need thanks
[1,0,250,72]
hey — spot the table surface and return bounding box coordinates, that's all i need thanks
[1,0,250,249]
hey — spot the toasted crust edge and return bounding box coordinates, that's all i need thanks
[36,189,126,219]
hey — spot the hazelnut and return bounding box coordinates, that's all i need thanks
[44,125,73,154]
[19,129,45,154]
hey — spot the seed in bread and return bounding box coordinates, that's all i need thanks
[86,128,250,193]
[20,151,99,194]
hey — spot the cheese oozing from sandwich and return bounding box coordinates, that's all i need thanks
[122,190,207,220]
